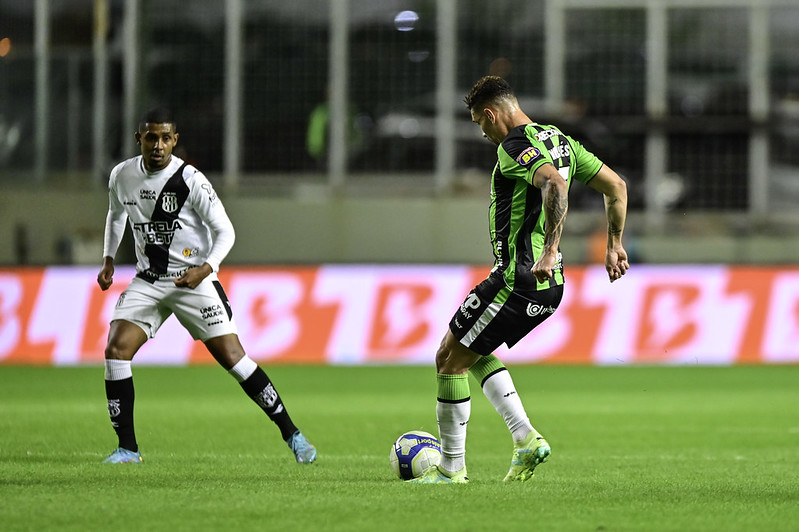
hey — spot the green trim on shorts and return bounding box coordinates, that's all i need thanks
[469,354,506,385]
[436,374,470,402]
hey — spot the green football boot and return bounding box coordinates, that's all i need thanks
[407,465,469,484]
[503,433,550,482]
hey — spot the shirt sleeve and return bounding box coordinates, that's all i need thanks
[497,128,550,185]
[569,138,604,185]
[102,165,128,260]
[186,166,235,272]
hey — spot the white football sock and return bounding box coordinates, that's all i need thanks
[104,359,132,381]
[228,355,258,383]
[436,399,470,473]
[481,369,538,443]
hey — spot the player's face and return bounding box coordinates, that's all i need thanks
[471,107,506,146]
[136,122,179,171]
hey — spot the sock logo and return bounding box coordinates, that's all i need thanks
[256,383,285,414]
[503,391,517,398]
[107,399,121,418]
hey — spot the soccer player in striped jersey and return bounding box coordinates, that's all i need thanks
[97,108,316,465]
[411,76,629,484]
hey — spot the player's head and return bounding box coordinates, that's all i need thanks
[464,76,520,145]
[135,107,179,172]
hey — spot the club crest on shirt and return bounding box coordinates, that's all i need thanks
[161,192,178,213]
[516,147,541,166]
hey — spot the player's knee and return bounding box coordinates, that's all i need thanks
[435,343,467,374]
[204,334,245,370]
[435,332,480,374]
[434,344,449,372]
[104,342,133,360]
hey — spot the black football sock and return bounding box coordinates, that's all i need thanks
[105,377,138,452]
[239,367,298,441]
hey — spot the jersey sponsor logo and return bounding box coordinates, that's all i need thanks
[161,192,179,213]
[201,183,218,204]
[548,143,570,161]
[123,200,137,206]
[132,219,183,244]
[140,189,157,201]
[494,240,504,267]
[535,129,559,142]
[516,147,541,166]
[526,303,556,317]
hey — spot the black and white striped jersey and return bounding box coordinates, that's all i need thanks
[103,155,235,281]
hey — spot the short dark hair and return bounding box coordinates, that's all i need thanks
[464,76,515,111]
[138,107,176,131]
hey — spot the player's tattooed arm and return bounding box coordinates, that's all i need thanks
[532,163,569,283]
[587,165,630,282]
[542,179,568,253]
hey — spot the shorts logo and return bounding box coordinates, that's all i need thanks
[182,247,198,258]
[459,293,481,320]
[516,147,541,166]
[201,304,225,320]
[116,292,126,308]
[161,192,178,213]
[526,304,556,317]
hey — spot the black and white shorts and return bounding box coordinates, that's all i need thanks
[112,275,238,341]
[449,273,564,356]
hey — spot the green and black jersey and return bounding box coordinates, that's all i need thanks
[489,123,603,292]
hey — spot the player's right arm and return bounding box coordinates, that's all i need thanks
[97,256,115,291]
[587,164,629,282]
[98,166,128,291]
[531,162,569,283]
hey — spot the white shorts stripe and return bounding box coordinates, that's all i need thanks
[461,300,503,347]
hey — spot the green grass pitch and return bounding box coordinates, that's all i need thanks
[1,364,797,531]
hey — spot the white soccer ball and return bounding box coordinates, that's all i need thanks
[389,430,442,480]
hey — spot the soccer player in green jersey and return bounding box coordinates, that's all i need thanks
[411,76,629,484]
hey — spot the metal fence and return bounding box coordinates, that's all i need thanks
[2,0,799,216]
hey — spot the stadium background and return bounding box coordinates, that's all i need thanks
[1,0,798,365]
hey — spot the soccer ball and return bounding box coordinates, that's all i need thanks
[389,430,442,480]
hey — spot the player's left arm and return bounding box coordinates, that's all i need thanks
[531,162,569,283]
[586,164,629,282]
[174,169,236,289]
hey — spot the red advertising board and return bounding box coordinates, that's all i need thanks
[1,265,797,365]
